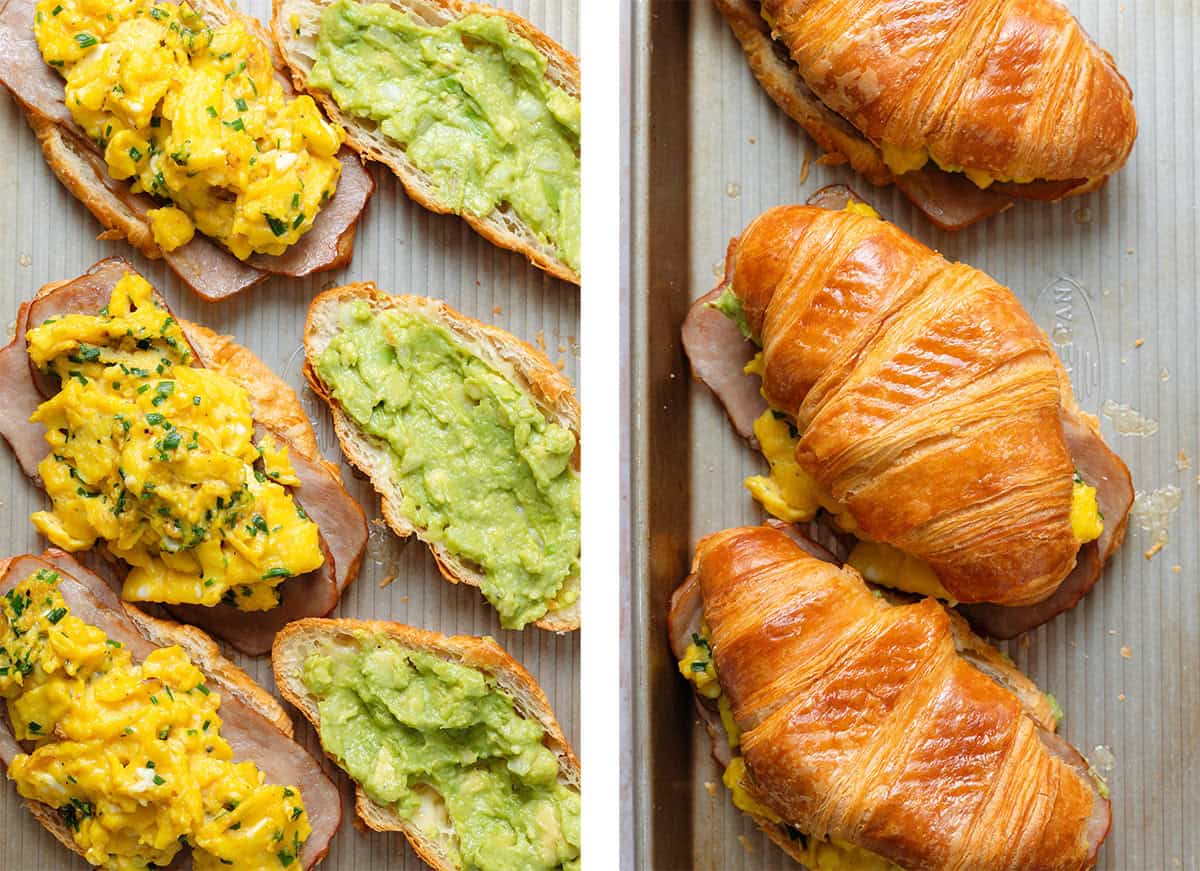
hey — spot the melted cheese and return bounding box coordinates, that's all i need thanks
[34,0,344,259]
[744,409,842,524]
[0,569,310,869]
[678,624,720,699]
[847,540,951,601]
[26,273,324,611]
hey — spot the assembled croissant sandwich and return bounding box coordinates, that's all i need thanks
[683,189,1132,637]
[0,258,368,654]
[272,618,581,871]
[0,0,375,299]
[0,550,341,869]
[670,524,1111,870]
[272,0,581,283]
[304,284,580,631]
[714,0,1137,230]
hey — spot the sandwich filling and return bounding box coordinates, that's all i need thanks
[26,273,324,610]
[709,206,1102,600]
[301,632,581,871]
[313,300,580,629]
[34,0,344,258]
[1,568,311,870]
[306,0,581,272]
[679,625,902,870]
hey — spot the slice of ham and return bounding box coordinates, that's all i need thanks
[683,194,1131,634]
[893,165,1014,231]
[0,552,341,868]
[681,287,765,445]
[0,257,133,478]
[0,0,372,299]
[0,260,365,652]
[1038,729,1113,860]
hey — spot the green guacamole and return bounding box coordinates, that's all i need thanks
[709,286,755,342]
[303,635,581,871]
[310,1,581,272]
[314,301,580,629]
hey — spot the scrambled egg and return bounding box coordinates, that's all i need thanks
[34,0,344,258]
[1071,473,1104,543]
[0,569,310,870]
[744,406,845,526]
[679,626,899,870]
[878,141,1034,190]
[26,273,324,610]
[847,541,951,601]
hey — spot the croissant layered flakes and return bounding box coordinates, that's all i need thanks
[682,196,1132,636]
[715,0,1137,230]
[669,525,1111,870]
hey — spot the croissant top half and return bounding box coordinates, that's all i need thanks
[690,525,1110,870]
[762,0,1137,186]
[729,204,1104,606]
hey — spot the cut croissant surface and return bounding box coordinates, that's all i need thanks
[671,525,1111,871]
[683,195,1133,632]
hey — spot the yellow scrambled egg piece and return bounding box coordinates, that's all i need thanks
[878,141,1034,190]
[1071,473,1104,543]
[0,569,310,870]
[842,200,881,219]
[25,273,323,611]
[678,624,720,700]
[744,407,844,525]
[846,540,951,601]
[34,0,344,259]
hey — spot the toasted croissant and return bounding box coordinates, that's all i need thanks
[716,0,1136,228]
[720,203,1130,609]
[676,524,1110,871]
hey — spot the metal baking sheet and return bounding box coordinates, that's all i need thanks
[0,1,579,867]
[629,2,1199,869]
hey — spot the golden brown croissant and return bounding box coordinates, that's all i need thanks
[715,0,1136,229]
[669,524,1110,870]
[683,196,1132,631]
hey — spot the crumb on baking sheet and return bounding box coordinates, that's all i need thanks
[1119,693,1126,702]
[1177,451,1191,471]
[536,330,546,351]
[1120,646,1132,659]
[493,306,503,316]
[738,835,755,855]
[1145,542,1163,560]
[704,781,717,796]
[1133,337,1143,347]
[379,575,396,588]
[1172,565,1182,574]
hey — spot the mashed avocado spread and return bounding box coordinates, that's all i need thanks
[309,0,580,273]
[308,1,581,271]
[302,634,580,871]
[314,301,580,629]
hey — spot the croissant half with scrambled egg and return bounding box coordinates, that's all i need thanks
[0,549,341,869]
[0,257,368,654]
[682,190,1132,637]
[0,0,375,300]
[714,0,1136,230]
[669,525,1111,870]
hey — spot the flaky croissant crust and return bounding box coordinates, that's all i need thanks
[729,204,1079,606]
[693,525,1107,871]
[762,0,1136,183]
